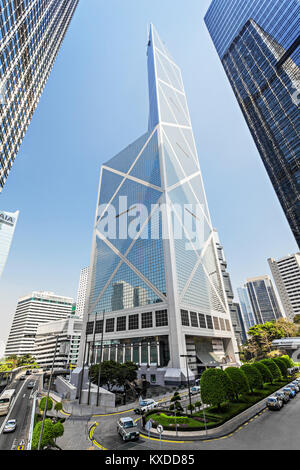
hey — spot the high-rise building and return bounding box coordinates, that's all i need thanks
[214,230,244,345]
[79,25,239,386]
[244,276,283,324]
[0,0,79,190]
[75,266,89,319]
[205,0,300,247]
[0,209,19,277]
[237,286,256,334]
[34,316,82,369]
[5,291,73,356]
[268,253,300,321]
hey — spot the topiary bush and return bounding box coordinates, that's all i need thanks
[39,397,53,412]
[240,364,263,393]
[253,362,273,384]
[200,368,233,410]
[260,359,282,382]
[273,357,288,378]
[225,367,250,400]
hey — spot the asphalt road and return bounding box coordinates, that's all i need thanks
[0,373,40,450]
[93,391,300,450]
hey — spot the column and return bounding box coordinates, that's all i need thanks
[122,344,125,364]
[147,342,151,366]
[115,344,118,362]
[108,344,111,361]
[156,341,160,367]
[131,343,133,362]
[139,342,142,365]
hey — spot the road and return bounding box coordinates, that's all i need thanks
[92,391,300,450]
[0,373,40,450]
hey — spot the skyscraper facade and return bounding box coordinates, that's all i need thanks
[237,286,256,334]
[0,0,79,190]
[0,209,18,277]
[205,0,300,247]
[75,266,89,319]
[5,291,73,356]
[80,25,239,386]
[268,253,300,321]
[244,275,283,324]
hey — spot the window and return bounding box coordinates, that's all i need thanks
[155,310,168,327]
[116,316,126,332]
[142,312,153,329]
[150,374,156,384]
[198,313,206,329]
[105,318,115,333]
[206,315,213,329]
[86,322,94,335]
[225,319,231,332]
[219,318,225,331]
[213,317,220,330]
[181,310,189,326]
[128,314,139,330]
[190,312,198,328]
[95,320,103,334]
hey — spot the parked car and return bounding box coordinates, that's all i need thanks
[291,381,300,391]
[134,399,158,414]
[117,417,140,441]
[25,370,31,376]
[191,386,200,395]
[274,391,289,404]
[289,383,299,393]
[266,396,283,410]
[19,375,26,381]
[283,387,296,398]
[27,381,35,389]
[3,419,17,433]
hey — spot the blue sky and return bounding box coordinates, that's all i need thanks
[0,0,297,354]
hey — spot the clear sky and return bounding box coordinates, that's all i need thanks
[0,0,297,356]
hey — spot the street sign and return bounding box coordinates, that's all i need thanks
[145,420,152,432]
[17,445,24,450]
[157,424,164,434]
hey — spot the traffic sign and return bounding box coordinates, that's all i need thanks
[157,424,164,434]
[145,420,152,432]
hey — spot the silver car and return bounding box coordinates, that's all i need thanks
[3,419,17,433]
[117,417,140,441]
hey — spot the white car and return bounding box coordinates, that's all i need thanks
[3,419,17,433]
[191,386,200,395]
[134,399,158,414]
[117,417,140,441]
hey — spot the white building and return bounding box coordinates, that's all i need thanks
[5,291,73,357]
[268,253,300,321]
[76,267,89,319]
[0,210,19,278]
[34,317,82,369]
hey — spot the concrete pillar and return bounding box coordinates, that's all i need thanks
[147,342,151,366]
[139,342,142,365]
[115,344,118,362]
[122,344,125,364]
[157,341,160,367]
[130,343,133,362]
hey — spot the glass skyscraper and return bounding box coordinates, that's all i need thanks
[244,275,283,324]
[205,0,300,247]
[80,25,238,386]
[237,286,256,334]
[0,0,78,190]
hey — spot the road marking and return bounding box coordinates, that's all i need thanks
[89,423,107,450]
[0,379,28,435]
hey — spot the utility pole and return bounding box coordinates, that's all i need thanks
[96,311,105,407]
[38,335,59,450]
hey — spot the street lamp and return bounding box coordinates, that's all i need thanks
[180,354,193,414]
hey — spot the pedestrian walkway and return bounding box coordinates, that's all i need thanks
[56,417,96,450]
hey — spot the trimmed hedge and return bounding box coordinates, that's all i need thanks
[225,367,250,399]
[273,358,288,377]
[253,362,273,383]
[240,364,263,392]
[260,359,282,382]
[200,368,233,409]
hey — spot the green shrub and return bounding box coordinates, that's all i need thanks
[225,367,250,399]
[52,421,64,441]
[39,397,53,412]
[240,364,263,392]
[54,402,63,413]
[281,355,294,368]
[253,362,273,383]
[200,368,233,409]
[273,358,288,377]
[31,419,54,450]
[260,359,282,381]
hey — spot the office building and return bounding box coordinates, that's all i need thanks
[205,0,300,247]
[5,291,73,356]
[75,266,89,319]
[268,253,300,321]
[245,276,283,324]
[237,286,256,335]
[0,209,18,277]
[0,0,79,190]
[34,316,82,369]
[79,25,239,386]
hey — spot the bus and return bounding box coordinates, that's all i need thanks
[0,389,15,416]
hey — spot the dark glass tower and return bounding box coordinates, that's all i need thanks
[205,0,300,247]
[0,0,79,190]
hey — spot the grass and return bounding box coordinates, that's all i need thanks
[146,412,217,430]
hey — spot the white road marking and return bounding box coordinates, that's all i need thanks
[0,379,28,435]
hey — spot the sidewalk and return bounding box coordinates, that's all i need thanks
[56,418,95,450]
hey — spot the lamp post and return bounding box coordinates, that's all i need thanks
[96,311,105,407]
[180,354,193,414]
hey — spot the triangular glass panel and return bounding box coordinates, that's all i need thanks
[188,174,210,221]
[181,128,198,162]
[173,236,199,295]
[97,169,124,215]
[156,49,183,92]
[105,132,151,174]
[202,240,226,310]
[162,131,185,186]
[182,262,212,313]
[130,131,161,187]
[93,259,164,314]
[163,125,199,178]
[158,82,190,127]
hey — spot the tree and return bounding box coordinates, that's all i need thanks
[294,314,300,324]
[31,419,55,450]
[225,367,249,400]
[39,397,53,412]
[260,359,282,382]
[194,401,202,411]
[273,357,288,378]
[253,362,272,383]
[116,362,138,388]
[187,404,195,414]
[200,368,233,410]
[281,355,294,368]
[54,402,63,415]
[240,364,263,393]
[52,421,64,442]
